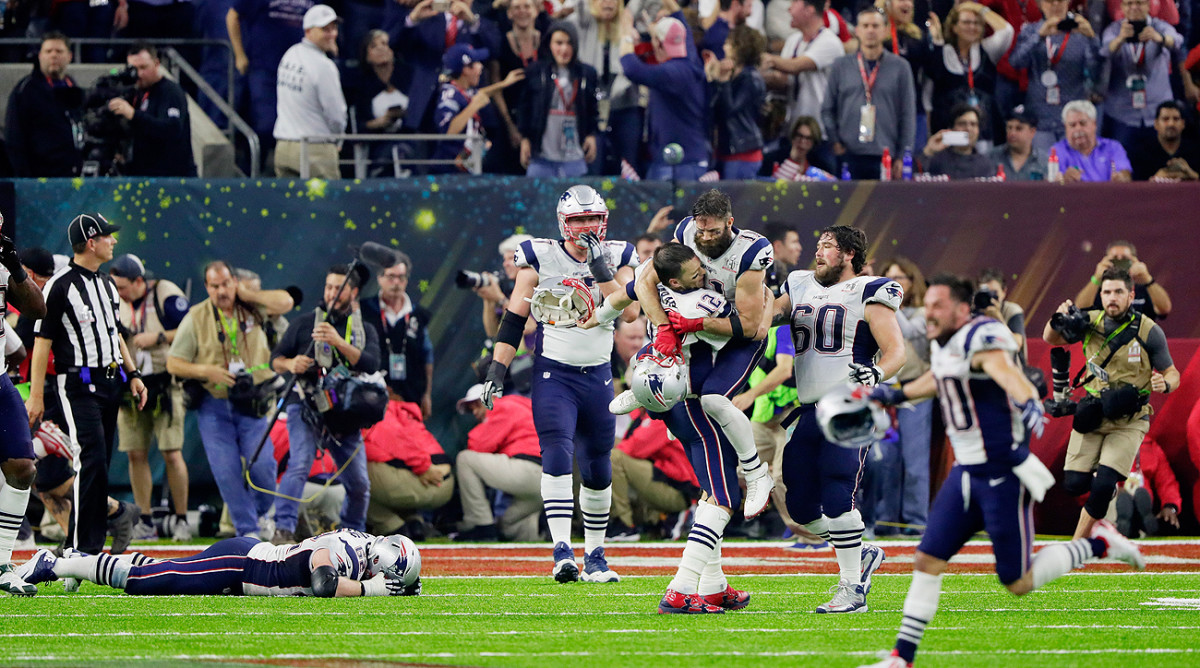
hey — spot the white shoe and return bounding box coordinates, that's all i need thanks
[131,521,159,542]
[857,650,911,667]
[815,579,867,613]
[257,515,276,542]
[1,563,38,596]
[609,390,641,415]
[60,547,84,593]
[171,517,193,543]
[1091,519,1145,570]
[742,462,774,520]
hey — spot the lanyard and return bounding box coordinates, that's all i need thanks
[343,314,354,343]
[1126,42,1146,69]
[217,307,240,358]
[379,305,410,358]
[130,295,149,334]
[890,22,900,55]
[553,74,579,111]
[1045,32,1070,68]
[958,49,975,90]
[857,53,881,103]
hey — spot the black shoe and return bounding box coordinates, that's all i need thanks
[606,520,641,542]
[1133,488,1158,536]
[106,502,141,555]
[403,519,428,542]
[453,524,499,542]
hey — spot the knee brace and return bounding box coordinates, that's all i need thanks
[1062,470,1093,497]
[1084,465,1126,520]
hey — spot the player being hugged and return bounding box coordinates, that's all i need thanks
[769,224,905,613]
[480,185,639,584]
[859,274,1145,668]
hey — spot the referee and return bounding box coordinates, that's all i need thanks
[25,213,147,554]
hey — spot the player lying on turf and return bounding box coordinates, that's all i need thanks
[857,274,1145,668]
[17,528,421,597]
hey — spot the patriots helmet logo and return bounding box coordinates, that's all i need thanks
[647,374,667,406]
[560,191,572,203]
[885,285,902,299]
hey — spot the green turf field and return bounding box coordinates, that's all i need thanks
[7,571,1199,667]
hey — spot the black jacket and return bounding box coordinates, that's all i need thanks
[126,77,197,177]
[271,308,382,384]
[710,67,765,157]
[517,21,599,156]
[4,69,83,177]
[359,295,431,402]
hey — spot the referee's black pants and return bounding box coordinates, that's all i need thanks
[53,373,123,555]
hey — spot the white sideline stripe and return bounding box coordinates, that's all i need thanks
[0,608,1147,615]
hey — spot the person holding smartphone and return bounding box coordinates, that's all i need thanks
[1074,240,1171,321]
[920,103,999,178]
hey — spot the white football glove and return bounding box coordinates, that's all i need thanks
[1012,453,1056,503]
[361,572,389,597]
[848,362,883,387]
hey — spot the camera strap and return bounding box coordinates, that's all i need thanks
[1072,310,1143,389]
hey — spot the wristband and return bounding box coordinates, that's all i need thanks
[595,299,622,325]
[127,369,142,381]
[6,263,28,285]
[360,581,366,597]
[729,315,744,340]
[1163,380,1171,394]
[1090,275,1101,286]
[1144,278,1156,287]
[157,332,167,345]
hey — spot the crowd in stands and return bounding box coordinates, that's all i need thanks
[3,0,1200,179]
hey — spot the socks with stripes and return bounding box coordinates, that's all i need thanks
[116,552,157,567]
[699,395,765,475]
[804,516,833,542]
[55,553,132,589]
[697,539,727,597]
[0,484,30,565]
[668,501,730,595]
[895,570,943,663]
[579,486,611,555]
[827,510,865,583]
[1031,537,1104,590]
[541,474,575,548]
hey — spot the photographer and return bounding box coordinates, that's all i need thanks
[1043,267,1179,540]
[977,268,1028,362]
[167,261,295,539]
[472,233,530,339]
[1074,240,1171,320]
[5,32,84,178]
[270,265,381,544]
[107,43,197,177]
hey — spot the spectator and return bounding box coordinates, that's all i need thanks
[1099,0,1184,147]
[273,5,347,179]
[607,408,699,540]
[487,0,541,175]
[1114,437,1182,538]
[362,399,453,539]
[1051,99,1132,181]
[611,317,646,393]
[167,261,294,539]
[620,0,711,180]
[568,0,642,175]
[822,7,917,180]
[634,233,664,263]
[107,43,197,177]
[699,0,753,60]
[977,267,1028,361]
[518,21,599,177]
[1009,0,1100,153]
[761,0,844,140]
[350,30,413,177]
[123,0,194,42]
[707,24,767,179]
[989,104,1049,180]
[5,32,83,178]
[51,0,124,63]
[359,253,434,416]
[763,221,802,295]
[433,45,525,173]
[877,0,931,147]
[921,103,1000,178]
[476,233,533,339]
[925,1,1014,141]
[762,116,837,180]
[109,254,191,542]
[980,0,1043,118]
[1128,101,1200,180]
[1074,239,1171,320]
[453,384,543,541]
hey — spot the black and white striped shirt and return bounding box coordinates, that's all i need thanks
[34,260,125,372]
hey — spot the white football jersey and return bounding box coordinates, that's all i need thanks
[931,317,1024,468]
[0,265,9,357]
[673,217,773,303]
[243,528,373,596]
[515,238,637,367]
[786,271,903,404]
[633,262,731,358]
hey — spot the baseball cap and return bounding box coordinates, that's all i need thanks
[302,4,340,30]
[109,254,146,280]
[654,17,688,60]
[456,384,486,413]
[443,44,490,77]
[17,247,56,277]
[1006,104,1038,128]
[67,212,121,246]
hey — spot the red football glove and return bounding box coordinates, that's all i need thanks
[667,311,705,335]
[652,324,682,357]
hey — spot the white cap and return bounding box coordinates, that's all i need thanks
[456,384,486,413]
[303,4,340,30]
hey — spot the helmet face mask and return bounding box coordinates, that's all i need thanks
[630,352,688,412]
[367,534,422,586]
[816,384,890,449]
[557,185,609,245]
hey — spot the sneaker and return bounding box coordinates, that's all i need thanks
[170,516,192,543]
[700,584,750,611]
[658,588,724,614]
[609,390,641,415]
[581,547,620,583]
[857,650,912,668]
[257,515,276,542]
[784,537,831,552]
[58,548,84,593]
[860,544,886,595]
[742,462,774,520]
[13,549,57,586]
[106,502,141,555]
[452,524,500,542]
[605,520,641,543]
[0,563,38,596]
[1091,519,1146,570]
[665,504,696,541]
[272,529,297,545]
[552,542,579,583]
[131,521,158,543]
[815,579,867,613]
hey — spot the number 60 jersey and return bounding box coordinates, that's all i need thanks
[785,270,903,404]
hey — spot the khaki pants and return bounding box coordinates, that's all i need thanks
[1065,415,1150,477]
[274,140,340,179]
[366,463,455,534]
[117,387,185,452]
[455,450,542,541]
[752,413,801,530]
[610,449,689,527]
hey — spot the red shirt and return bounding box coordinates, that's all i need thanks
[467,395,541,459]
[362,400,446,475]
[618,410,699,486]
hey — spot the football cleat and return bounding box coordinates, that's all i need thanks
[700,585,750,611]
[658,588,725,614]
[0,562,38,596]
[609,390,641,416]
[742,462,774,520]
[580,547,620,583]
[860,544,886,595]
[815,579,867,613]
[1091,519,1146,570]
[856,649,912,668]
[552,542,579,583]
[13,549,58,586]
[106,502,140,555]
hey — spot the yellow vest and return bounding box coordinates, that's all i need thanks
[1081,309,1156,399]
[187,298,274,399]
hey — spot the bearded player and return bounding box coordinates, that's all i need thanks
[771,225,905,613]
[480,185,638,583]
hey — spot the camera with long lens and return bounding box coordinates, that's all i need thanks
[455,270,496,289]
[972,288,997,314]
[79,65,139,177]
[227,371,284,418]
[1049,304,1091,343]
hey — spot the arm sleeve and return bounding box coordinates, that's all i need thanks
[4,86,31,177]
[897,60,916,153]
[820,62,841,143]
[271,312,305,363]
[33,282,64,339]
[1143,440,1182,510]
[422,330,434,365]
[352,319,381,373]
[1005,309,1026,338]
[167,313,199,361]
[131,83,190,143]
[160,294,190,330]
[982,23,1015,62]
[320,65,349,134]
[467,409,507,453]
[1008,23,1039,69]
[1145,324,1173,371]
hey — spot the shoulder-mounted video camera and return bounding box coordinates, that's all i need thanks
[312,366,388,435]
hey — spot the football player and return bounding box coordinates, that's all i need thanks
[18,528,422,597]
[480,185,638,583]
[770,225,905,613]
[859,275,1144,668]
[0,226,47,597]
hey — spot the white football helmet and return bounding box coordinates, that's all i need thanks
[630,352,689,412]
[367,534,422,587]
[556,185,608,244]
[526,275,596,327]
[816,384,891,449]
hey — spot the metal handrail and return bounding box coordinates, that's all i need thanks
[298,133,486,179]
[160,47,259,177]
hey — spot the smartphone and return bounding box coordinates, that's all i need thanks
[942,130,970,147]
[1112,257,1133,271]
[1057,12,1078,32]
[432,0,450,12]
[1128,19,1147,36]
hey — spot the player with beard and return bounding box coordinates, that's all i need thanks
[770,224,906,613]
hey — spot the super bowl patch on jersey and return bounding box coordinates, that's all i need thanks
[527,275,596,327]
